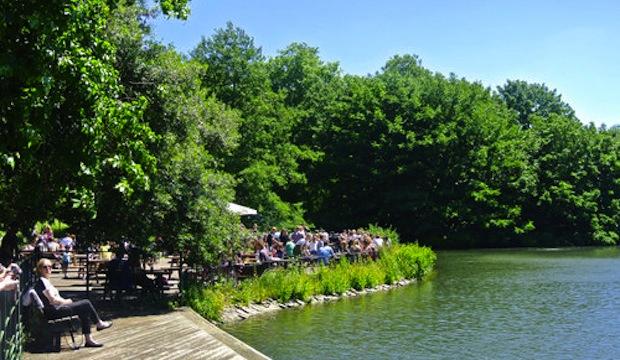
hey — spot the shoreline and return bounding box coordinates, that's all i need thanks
[220,278,416,323]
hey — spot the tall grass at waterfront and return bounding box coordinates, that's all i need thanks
[183,244,436,321]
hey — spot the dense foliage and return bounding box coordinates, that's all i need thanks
[1,1,619,262]
[183,243,437,321]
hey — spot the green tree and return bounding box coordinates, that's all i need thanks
[266,42,342,218]
[192,23,310,227]
[191,22,265,109]
[295,55,536,246]
[497,80,575,128]
[524,115,620,245]
[0,0,190,262]
[101,3,244,264]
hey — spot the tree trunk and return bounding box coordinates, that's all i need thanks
[0,226,18,264]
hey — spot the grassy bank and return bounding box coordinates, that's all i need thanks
[183,244,436,321]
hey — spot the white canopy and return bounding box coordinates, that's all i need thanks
[226,202,257,216]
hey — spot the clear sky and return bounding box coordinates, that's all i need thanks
[152,0,620,127]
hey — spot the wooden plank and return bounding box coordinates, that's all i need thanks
[24,308,260,360]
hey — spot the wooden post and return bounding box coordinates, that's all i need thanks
[86,246,90,299]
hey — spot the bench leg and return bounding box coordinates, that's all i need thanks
[68,329,80,350]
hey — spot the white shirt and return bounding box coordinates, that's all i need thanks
[40,277,62,303]
[373,237,384,248]
[47,241,60,252]
[59,237,73,248]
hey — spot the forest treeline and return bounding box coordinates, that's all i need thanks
[1,1,619,263]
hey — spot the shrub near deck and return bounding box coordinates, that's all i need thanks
[183,244,436,322]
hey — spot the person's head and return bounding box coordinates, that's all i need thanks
[37,258,53,278]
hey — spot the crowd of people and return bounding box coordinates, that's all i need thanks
[20,226,78,278]
[22,225,76,253]
[237,225,390,266]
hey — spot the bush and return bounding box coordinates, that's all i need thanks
[182,243,436,321]
[184,283,226,322]
[349,263,369,290]
[293,272,315,301]
[377,251,401,285]
[368,224,400,244]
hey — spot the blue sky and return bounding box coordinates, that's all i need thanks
[152,0,620,127]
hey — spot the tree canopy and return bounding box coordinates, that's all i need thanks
[2,5,619,263]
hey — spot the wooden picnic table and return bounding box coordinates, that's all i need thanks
[76,257,109,283]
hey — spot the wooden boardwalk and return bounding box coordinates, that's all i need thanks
[22,256,268,360]
[24,307,269,360]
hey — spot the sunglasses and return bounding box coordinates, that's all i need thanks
[42,265,52,269]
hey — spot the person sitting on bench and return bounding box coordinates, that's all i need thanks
[34,258,112,347]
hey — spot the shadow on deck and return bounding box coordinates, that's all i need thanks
[23,264,269,360]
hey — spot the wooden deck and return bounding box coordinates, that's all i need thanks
[22,255,269,360]
[24,307,269,360]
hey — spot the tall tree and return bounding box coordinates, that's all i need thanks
[191,22,266,109]
[497,80,575,128]
[101,3,243,264]
[192,23,310,227]
[0,0,189,261]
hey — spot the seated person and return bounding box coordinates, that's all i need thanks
[372,235,384,248]
[34,259,112,347]
[301,244,312,259]
[364,241,378,260]
[127,247,157,293]
[234,251,244,266]
[59,234,75,251]
[339,237,349,253]
[47,239,60,253]
[274,242,285,259]
[307,236,318,256]
[349,240,362,256]
[285,238,296,258]
[256,240,280,262]
[106,249,134,292]
[318,244,336,265]
[99,241,113,261]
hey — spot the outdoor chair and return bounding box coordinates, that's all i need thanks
[104,263,135,301]
[21,288,82,352]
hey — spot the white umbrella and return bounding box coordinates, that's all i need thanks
[226,202,257,216]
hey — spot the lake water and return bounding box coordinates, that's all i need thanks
[222,248,620,359]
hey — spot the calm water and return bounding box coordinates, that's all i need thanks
[222,248,620,359]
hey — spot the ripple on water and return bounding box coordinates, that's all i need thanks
[223,248,620,360]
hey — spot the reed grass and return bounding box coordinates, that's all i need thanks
[183,243,436,321]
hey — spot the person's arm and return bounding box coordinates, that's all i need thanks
[0,277,18,291]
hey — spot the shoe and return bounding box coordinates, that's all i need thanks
[96,321,112,331]
[85,341,103,348]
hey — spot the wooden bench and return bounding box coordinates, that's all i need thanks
[22,289,82,351]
